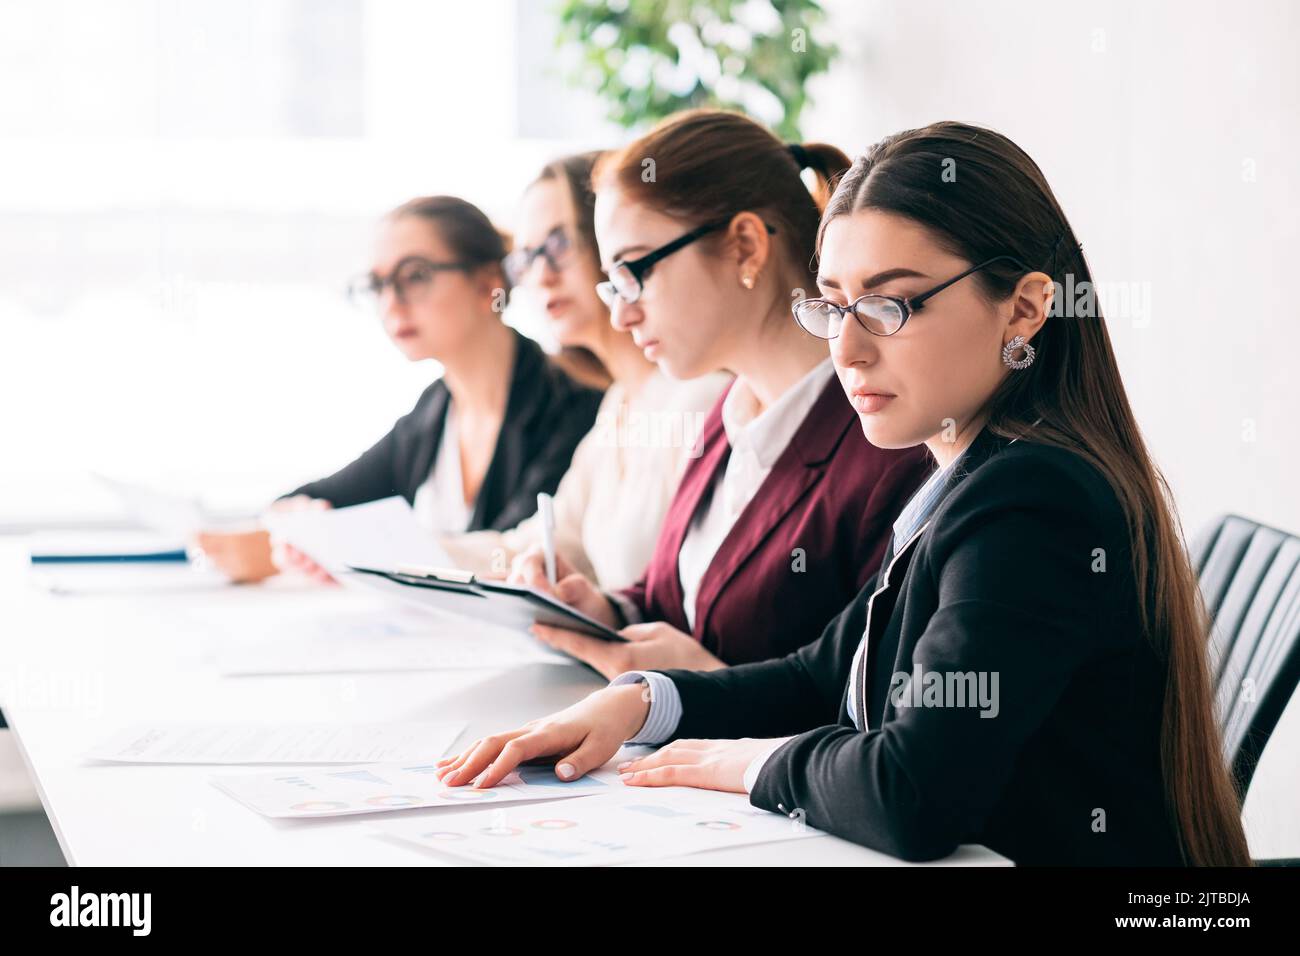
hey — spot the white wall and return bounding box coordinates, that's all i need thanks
[802,0,1300,540]
[0,0,614,526]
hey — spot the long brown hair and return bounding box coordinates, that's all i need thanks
[821,122,1249,867]
[592,109,851,297]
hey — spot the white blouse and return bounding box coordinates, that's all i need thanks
[675,358,836,629]
[440,369,731,590]
[411,402,473,535]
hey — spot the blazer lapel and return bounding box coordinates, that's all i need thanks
[692,377,855,639]
[857,425,1017,726]
[859,520,929,729]
[468,329,531,531]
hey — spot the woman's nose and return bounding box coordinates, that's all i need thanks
[380,287,406,322]
[830,312,877,368]
[609,296,641,332]
[527,257,559,290]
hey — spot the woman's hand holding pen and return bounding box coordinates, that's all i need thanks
[508,546,726,675]
[509,548,619,628]
[435,682,651,788]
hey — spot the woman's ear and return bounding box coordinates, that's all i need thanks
[1004,270,1054,343]
[475,264,508,308]
[727,211,772,285]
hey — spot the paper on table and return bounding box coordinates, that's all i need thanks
[263,496,452,575]
[216,605,566,676]
[94,473,213,538]
[86,721,465,766]
[212,762,615,819]
[375,787,825,866]
[31,562,228,596]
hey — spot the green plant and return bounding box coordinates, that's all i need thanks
[554,0,838,139]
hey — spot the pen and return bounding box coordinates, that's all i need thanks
[538,492,557,587]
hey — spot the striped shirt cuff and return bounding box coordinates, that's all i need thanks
[609,671,682,745]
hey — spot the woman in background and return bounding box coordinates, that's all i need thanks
[197,195,603,583]
[440,153,729,590]
[509,110,931,676]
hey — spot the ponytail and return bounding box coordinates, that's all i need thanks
[593,109,850,285]
[787,140,851,211]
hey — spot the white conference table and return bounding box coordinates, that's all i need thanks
[0,538,1006,867]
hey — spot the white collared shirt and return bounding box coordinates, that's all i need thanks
[843,454,951,731]
[675,357,836,630]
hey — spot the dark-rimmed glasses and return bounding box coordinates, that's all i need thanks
[792,255,1031,338]
[347,255,472,311]
[503,226,572,286]
[596,220,776,306]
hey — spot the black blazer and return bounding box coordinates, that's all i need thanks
[657,428,1186,865]
[287,328,604,532]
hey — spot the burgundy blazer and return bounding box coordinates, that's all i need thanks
[618,377,932,665]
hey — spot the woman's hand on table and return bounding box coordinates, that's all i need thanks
[616,737,791,794]
[435,682,652,789]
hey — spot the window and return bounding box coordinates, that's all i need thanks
[0,0,608,529]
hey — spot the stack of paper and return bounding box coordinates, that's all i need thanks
[263,496,452,575]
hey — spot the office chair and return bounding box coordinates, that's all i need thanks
[1190,514,1300,796]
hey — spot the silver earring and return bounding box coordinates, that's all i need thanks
[1001,335,1036,370]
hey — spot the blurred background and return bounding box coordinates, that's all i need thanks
[2,0,1297,542]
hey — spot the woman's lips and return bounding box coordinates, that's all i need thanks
[849,390,896,414]
[392,328,419,340]
[545,298,571,316]
[633,335,660,356]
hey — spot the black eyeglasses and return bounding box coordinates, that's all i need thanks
[596,219,777,306]
[792,255,1031,339]
[503,226,572,286]
[347,255,473,311]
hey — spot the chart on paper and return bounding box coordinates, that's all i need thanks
[376,788,825,865]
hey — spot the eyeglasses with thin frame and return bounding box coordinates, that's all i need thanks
[792,255,1032,339]
[503,225,572,286]
[347,255,472,311]
[596,219,777,307]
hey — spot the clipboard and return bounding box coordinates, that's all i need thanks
[345,565,626,644]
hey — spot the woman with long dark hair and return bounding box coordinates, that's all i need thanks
[433,121,1250,866]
